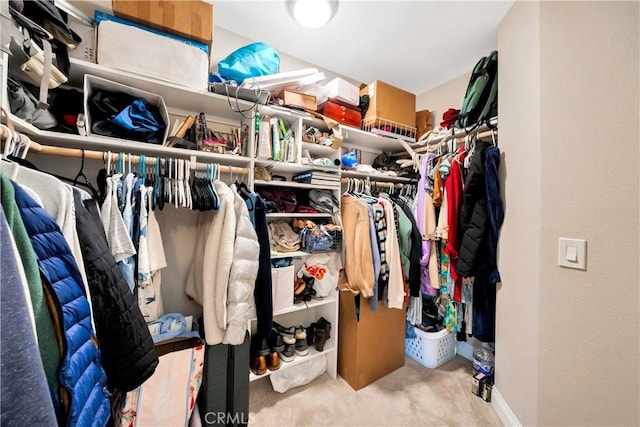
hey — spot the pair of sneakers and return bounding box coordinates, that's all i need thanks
[273,322,310,361]
[307,317,331,352]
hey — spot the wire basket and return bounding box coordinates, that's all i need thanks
[361,116,417,142]
[405,328,456,369]
[299,226,342,253]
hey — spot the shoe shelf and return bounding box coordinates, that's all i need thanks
[249,344,336,382]
[266,213,333,219]
[249,296,337,322]
[254,179,340,191]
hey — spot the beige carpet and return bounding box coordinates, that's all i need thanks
[249,356,501,426]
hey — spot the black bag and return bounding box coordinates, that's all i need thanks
[455,51,498,129]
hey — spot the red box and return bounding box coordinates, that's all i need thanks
[320,100,361,128]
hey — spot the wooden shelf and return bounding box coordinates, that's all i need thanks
[249,344,335,382]
[254,179,340,191]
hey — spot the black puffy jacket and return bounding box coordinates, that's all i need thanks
[456,140,492,277]
[73,192,158,391]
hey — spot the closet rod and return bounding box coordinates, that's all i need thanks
[412,117,498,153]
[414,128,498,154]
[340,178,411,189]
[1,134,250,175]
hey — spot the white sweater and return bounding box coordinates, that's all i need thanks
[185,181,236,345]
[222,187,259,345]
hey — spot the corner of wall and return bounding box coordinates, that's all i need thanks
[494,1,541,426]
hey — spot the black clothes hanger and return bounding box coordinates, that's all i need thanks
[7,153,100,200]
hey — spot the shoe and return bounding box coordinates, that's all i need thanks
[306,322,316,347]
[269,329,285,353]
[250,355,267,375]
[294,278,306,303]
[266,352,280,371]
[273,322,296,345]
[314,317,331,352]
[280,343,295,362]
[250,333,270,376]
[294,326,309,356]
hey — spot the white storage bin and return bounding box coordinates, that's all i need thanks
[405,327,456,368]
[83,74,170,143]
[271,265,294,313]
[321,77,360,107]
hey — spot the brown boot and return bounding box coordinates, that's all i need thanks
[267,352,280,371]
[250,355,267,375]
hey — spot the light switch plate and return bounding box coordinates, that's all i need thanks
[558,238,587,270]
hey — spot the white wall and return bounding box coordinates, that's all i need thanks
[497,1,640,425]
[536,2,639,425]
[211,27,359,87]
[495,2,541,425]
[415,72,470,129]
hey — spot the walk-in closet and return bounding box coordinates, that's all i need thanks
[1,1,638,426]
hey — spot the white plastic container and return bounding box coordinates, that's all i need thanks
[405,327,457,368]
[271,265,294,313]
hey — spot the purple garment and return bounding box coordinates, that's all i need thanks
[417,153,437,296]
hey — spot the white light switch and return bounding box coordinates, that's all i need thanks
[558,238,587,270]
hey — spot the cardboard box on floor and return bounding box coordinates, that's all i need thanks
[359,80,416,128]
[338,291,406,390]
[112,0,214,46]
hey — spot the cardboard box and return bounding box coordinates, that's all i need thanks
[84,75,170,143]
[112,0,214,46]
[360,80,416,128]
[338,291,406,390]
[415,109,433,140]
[281,90,317,111]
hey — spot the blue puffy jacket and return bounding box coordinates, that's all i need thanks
[12,181,110,427]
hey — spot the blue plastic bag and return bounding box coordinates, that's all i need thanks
[218,42,279,84]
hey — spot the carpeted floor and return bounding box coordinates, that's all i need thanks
[249,356,501,426]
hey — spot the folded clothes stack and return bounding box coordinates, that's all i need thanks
[268,221,300,253]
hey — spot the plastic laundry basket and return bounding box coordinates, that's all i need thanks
[405,328,457,368]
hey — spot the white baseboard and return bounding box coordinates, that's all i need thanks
[491,387,522,427]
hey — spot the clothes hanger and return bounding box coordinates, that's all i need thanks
[1,124,15,159]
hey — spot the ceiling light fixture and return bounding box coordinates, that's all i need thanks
[286,0,339,28]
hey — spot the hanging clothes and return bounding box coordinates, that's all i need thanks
[72,191,159,392]
[8,176,110,426]
[222,185,260,345]
[185,181,236,345]
[101,173,136,264]
[339,195,375,298]
[0,173,61,411]
[243,190,273,339]
[0,161,96,330]
[0,204,58,427]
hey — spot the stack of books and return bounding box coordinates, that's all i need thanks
[293,170,341,186]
